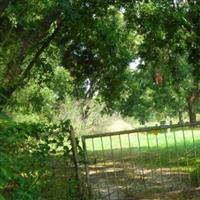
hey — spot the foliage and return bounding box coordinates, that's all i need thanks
[0,114,80,199]
[8,65,73,122]
[2,0,200,199]
[120,1,200,122]
[0,0,135,112]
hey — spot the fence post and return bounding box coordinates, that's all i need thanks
[68,126,83,196]
[82,136,92,197]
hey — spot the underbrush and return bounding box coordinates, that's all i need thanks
[0,117,83,200]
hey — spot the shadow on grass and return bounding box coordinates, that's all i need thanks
[85,139,200,199]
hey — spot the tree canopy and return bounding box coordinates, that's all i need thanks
[115,0,200,123]
[1,0,200,123]
[0,0,135,114]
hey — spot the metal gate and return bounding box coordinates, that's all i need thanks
[82,122,200,200]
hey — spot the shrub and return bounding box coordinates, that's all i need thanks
[0,116,76,200]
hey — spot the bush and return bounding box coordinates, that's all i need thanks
[0,116,76,200]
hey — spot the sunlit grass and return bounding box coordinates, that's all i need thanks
[85,128,200,151]
[85,127,200,171]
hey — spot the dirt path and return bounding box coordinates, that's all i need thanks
[89,165,199,200]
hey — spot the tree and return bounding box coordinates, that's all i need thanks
[61,7,135,118]
[0,1,135,114]
[122,0,200,123]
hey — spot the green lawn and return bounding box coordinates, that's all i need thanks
[85,127,200,152]
[85,128,200,170]
[84,127,200,177]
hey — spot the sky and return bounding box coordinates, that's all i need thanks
[129,58,140,71]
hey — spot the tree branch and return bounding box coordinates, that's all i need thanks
[0,0,14,16]
[0,23,61,108]
[5,8,61,80]
[21,23,61,81]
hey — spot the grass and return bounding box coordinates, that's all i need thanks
[85,128,200,151]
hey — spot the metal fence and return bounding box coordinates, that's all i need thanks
[41,157,75,200]
[82,122,200,200]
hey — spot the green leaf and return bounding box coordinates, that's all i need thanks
[0,194,5,200]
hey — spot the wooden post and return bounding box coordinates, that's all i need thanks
[82,136,92,197]
[68,126,83,196]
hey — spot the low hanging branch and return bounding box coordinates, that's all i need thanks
[0,0,17,17]
[0,23,61,108]
[21,24,61,81]
[5,8,62,81]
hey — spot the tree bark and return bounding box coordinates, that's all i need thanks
[187,89,200,123]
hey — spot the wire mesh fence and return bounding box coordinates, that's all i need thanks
[82,122,200,200]
[40,156,77,200]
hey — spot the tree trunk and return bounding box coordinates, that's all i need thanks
[178,110,183,124]
[188,101,196,123]
[187,90,200,123]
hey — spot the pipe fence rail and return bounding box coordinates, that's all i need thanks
[81,122,200,200]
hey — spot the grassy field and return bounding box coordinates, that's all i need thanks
[85,128,200,151]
